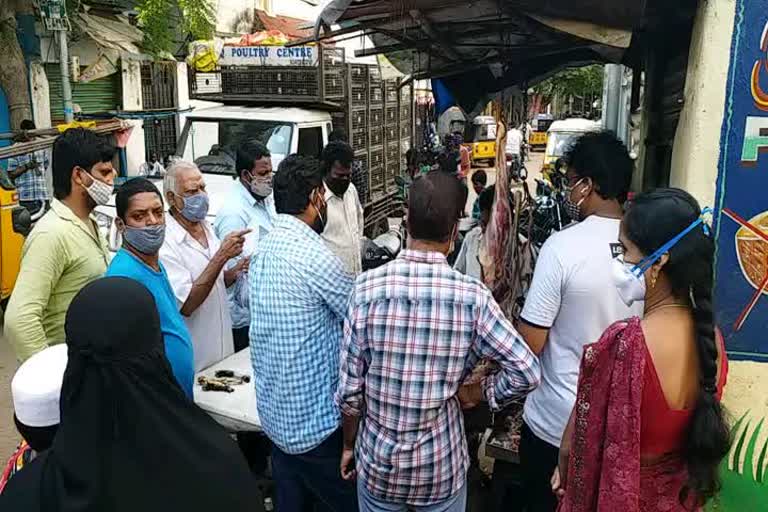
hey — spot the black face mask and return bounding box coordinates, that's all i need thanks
[326,176,351,196]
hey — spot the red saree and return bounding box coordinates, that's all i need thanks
[558,317,698,512]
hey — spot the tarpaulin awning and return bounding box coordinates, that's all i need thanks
[308,0,645,113]
[75,12,144,55]
[73,12,146,82]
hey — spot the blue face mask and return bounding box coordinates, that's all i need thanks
[178,192,209,222]
[123,224,165,255]
[612,207,712,306]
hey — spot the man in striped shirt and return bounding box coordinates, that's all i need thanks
[336,171,541,511]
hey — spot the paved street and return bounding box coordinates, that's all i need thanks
[466,150,545,215]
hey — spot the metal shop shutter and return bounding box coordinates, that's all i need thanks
[46,64,121,121]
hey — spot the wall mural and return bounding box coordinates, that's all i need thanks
[715,8,768,360]
[712,1,768,510]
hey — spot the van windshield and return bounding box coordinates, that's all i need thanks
[179,119,293,175]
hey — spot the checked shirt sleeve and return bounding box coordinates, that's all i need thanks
[474,290,541,411]
[311,250,355,321]
[335,297,370,417]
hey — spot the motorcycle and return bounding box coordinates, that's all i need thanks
[506,152,528,182]
[520,165,572,250]
[361,229,403,271]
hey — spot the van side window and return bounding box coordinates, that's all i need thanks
[297,127,323,158]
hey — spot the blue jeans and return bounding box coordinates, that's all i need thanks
[357,478,467,512]
[271,429,358,512]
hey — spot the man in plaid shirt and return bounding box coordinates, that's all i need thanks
[7,120,51,216]
[250,154,357,511]
[336,171,541,511]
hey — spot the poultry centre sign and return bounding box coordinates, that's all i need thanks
[220,46,319,67]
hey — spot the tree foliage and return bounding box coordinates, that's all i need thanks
[534,64,604,103]
[137,0,215,55]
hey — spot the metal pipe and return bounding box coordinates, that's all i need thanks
[601,64,622,135]
[57,30,75,123]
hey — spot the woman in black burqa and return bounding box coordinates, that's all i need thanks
[0,277,259,511]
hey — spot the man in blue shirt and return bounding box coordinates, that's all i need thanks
[106,178,195,398]
[213,141,276,352]
[250,154,356,511]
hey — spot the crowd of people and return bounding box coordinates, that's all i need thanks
[0,125,731,512]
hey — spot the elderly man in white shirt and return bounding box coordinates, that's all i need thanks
[159,161,249,371]
[319,140,364,275]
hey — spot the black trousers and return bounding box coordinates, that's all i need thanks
[271,429,358,512]
[517,421,560,512]
[232,326,250,352]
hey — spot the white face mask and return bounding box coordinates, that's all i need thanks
[611,207,714,307]
[81,170,113,206]
[611,255,646,307]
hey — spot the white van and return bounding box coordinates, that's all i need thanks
[95,105,332,250]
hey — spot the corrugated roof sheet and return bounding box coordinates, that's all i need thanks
[254,11,313,40]
[309,0,643,112]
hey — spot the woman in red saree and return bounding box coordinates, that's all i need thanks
[554,189,730,512]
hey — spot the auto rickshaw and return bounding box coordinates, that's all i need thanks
[469,116,497,166]
[0,166,32,305]
[529,113,554,150]
[542,118,601,183]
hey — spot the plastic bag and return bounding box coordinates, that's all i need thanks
[186,40,222,72]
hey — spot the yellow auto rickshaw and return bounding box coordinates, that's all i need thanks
[529,113,554,150]
[0,166,32,305]
[469,116,497,166]
[542,118,601,182]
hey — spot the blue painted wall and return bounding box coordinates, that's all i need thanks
[714,2,768,361]
[0,87,10,150]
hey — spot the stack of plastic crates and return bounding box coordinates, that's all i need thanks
[368,67,386,199]
[352,151,370,205]
[322,48,346,102]
[383,79,401,192]
[400,82,413,149]
[218,47,345,103]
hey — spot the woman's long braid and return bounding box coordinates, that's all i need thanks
[691,238,719,397]
[682,225,730,503]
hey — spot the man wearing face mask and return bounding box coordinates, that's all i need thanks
[5,128,115,361]
[336,171,540,512]
[105,178,195,397]
[159,161,250,372]
[249,155,357,511]
[214,140,277,352]
[319,140,363,275]
[511,131,642,512]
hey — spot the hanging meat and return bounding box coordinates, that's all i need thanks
[480,121,536,320]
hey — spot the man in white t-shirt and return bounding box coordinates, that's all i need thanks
[505,127,523,170]
[514,131,640,512]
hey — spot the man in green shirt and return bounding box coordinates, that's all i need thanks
[5,128,116,361]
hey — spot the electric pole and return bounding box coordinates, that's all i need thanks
[40,0,74,122]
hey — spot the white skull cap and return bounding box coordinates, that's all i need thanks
[11,344,68,427]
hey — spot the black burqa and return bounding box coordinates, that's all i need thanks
[0,277,259,511]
